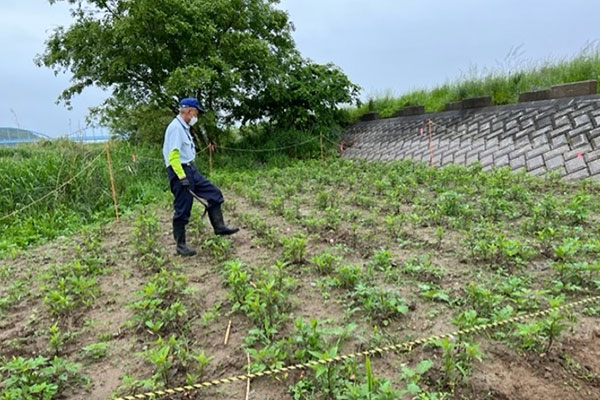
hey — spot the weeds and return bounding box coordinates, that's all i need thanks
[82,342,109,361]
[333,264,363,289]
[41,260,101,316]
[133,211,166,271]
[432,338,483,390]
[281,234,307,264]
[0,141,166,257]
[351,283,409,324]
[400,255,444,282]
[130,268,191,336]
[140,335,213,387]
[311,251,342,275]
[513,296,575,353]
[4,135,600,399]
[201,236,231,261]
[47,323,66,356]
[0,356,85,399]
[465,224,535,268]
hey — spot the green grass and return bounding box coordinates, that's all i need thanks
[347,46,600,120]
[0,135,335,259]
[0,140,167,257]
[3,145,600,399]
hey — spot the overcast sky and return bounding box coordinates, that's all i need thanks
[1,0,599,137]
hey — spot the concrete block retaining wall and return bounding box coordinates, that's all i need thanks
[344,92,600,181]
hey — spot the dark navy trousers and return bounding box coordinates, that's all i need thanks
[167,164,224,226]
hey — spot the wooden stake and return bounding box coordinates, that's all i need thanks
[209,143,214,176]
[105,141,119,221]
[428,119,434,167]
[320,131,324,160]
[245,352,251,400]
[223,319,232,346]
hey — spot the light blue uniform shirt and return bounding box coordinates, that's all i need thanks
[162,115,196,167]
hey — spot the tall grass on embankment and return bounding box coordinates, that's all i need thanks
[0,132,335,257]
[0,140,167,257]
[347,46,600,121]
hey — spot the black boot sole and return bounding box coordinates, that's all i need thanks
[176,247,197,256]
[214,227,240,236]
[177,250,197,256]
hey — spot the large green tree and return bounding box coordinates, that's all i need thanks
[39,0,360,143]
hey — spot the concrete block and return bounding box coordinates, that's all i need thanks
[445,101,462,111]
[565,156,587,174]
[545,155,564,171]
[360,112,380,122]
[529,167,547,176]
[553,116,572,128]
[520,118,535,129]
[551,134,568,147]
[526,144,551,159]
[551,80,597,99]
[466,152,479,164]
[510,155,526,169]
[550,166,567,177]
[543,145,570,161]
[519,89,551,102]
[480,121,491,132]
[394,106,425,117]
[591,129,600,149]
[571,134,590,148]
[527,155,544,171]
[585,150,600,162]
[536,116,552,128]
[587,158,600,175]
[480,153,494,167]
[573,113,592,128]
[462,96,493,109]
[453,153,465,164]
[567,125,593,139]
[441,153,454,166]
[506,119,519,131]
[564,147,592,161]
[496,144,515,158]
[496,154,510,166]
[565,168,590,180]
[485,136,499,149]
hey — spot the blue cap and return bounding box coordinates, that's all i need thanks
[179,97,205,112]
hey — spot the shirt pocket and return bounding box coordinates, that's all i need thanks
[182,133,194,149]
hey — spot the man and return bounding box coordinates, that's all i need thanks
[163,97,239,256]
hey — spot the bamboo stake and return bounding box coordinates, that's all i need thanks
[320,131,324,160]
[105,141,119,220]
[209,143,214,176]
[428,119,434,167]
[245,352,251,400]
[223,319,232,346]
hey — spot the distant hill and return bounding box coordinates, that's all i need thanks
[0,127,110,145]
[0,127,51,143]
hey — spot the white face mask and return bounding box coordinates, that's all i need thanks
[189,116,198,126]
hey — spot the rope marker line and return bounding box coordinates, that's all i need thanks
[0,152,105,222]
[113,295,600,400]
[217,137,319,153]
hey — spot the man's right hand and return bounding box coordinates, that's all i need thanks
[180,177,190,188]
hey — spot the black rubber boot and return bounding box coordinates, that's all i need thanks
[173,221,196,256]
[207,203,239,236]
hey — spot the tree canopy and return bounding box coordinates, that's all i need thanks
[39,0,360,143]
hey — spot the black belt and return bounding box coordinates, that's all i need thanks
[167,163,193,171]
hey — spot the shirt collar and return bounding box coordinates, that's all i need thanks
[176,115,190,129]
